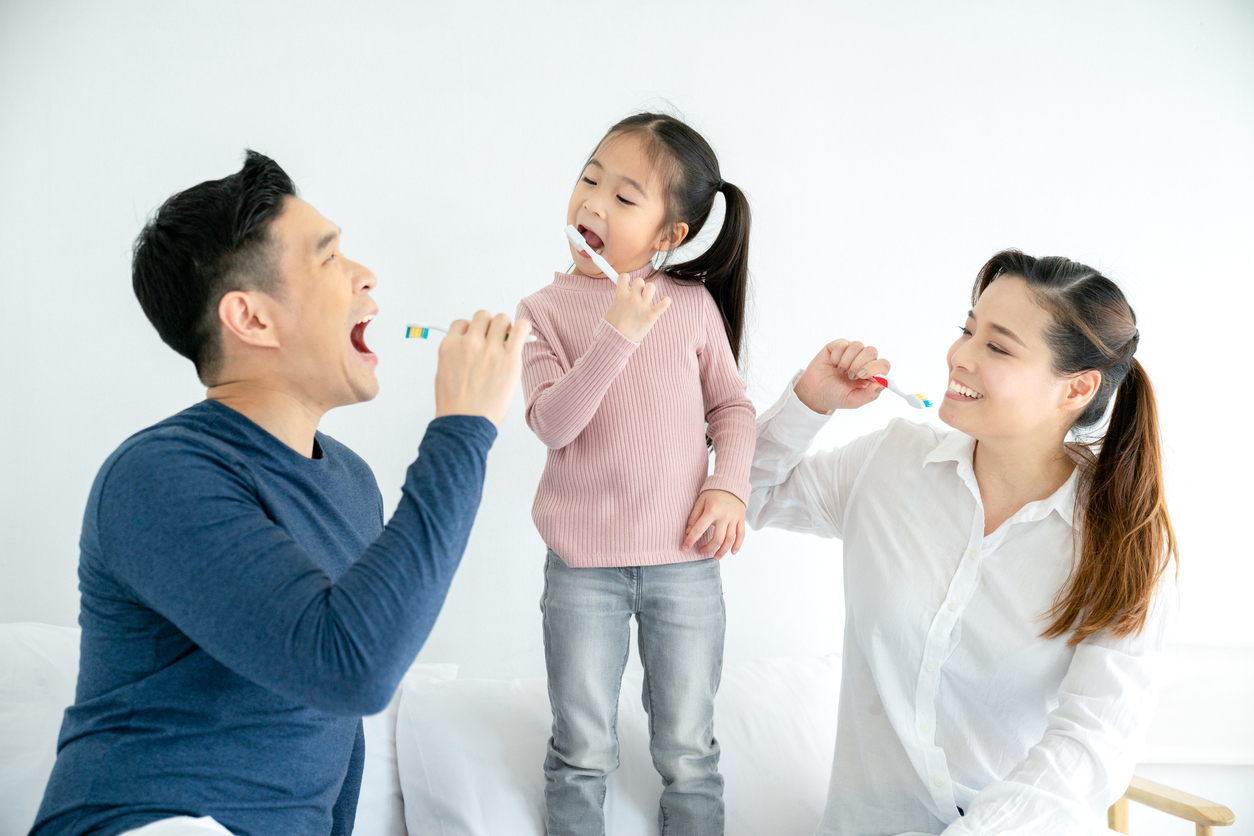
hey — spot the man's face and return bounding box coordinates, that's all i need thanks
[264,196,380,409]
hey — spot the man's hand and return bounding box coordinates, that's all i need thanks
[435,311,532,428]
[793,339,890,414]
[604,274,672,343]
[682,489,746,559]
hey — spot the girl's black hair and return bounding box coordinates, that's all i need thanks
[592,113,751,366]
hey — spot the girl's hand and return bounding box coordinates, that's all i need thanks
[604,274,672,343]
[794,339,890,413]
[682,489,746,559]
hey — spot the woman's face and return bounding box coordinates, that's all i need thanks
[939,275,1093,443]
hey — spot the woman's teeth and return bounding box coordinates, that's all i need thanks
[948,379,984,399]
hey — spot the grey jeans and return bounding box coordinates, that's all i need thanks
[541,549,726,836]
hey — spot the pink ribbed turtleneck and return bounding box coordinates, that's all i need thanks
[516,265,756,567]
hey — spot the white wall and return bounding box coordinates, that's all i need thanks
[1,0,1252,685]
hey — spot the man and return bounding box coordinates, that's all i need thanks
[30,151,530,836]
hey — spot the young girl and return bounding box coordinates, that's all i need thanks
[516,113,755,836]
[750,250,1176,835]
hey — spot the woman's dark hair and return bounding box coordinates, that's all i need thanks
[132,150,296,383]
[973,250,1177,645]
[590,113,750,366]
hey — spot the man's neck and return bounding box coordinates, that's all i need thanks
[207,381,325,458]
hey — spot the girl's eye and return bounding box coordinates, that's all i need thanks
[958,325,971,336]
[617,195,635,206]
[582,176,597,186]
[987,343,1009,356]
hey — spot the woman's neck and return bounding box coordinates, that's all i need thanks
[972,431,1075,536]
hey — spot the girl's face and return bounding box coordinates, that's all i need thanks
[939,275,1098,444]
[566,132,688,278]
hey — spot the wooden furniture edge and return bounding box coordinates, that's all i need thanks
[1123,774,1235,827]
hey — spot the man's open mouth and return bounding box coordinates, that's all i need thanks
[576,224,605,253]
[351,315,375,355]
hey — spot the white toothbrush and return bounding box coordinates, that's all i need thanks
[872,375,934,409]
[404,324,537,343]
[565,224,619,286]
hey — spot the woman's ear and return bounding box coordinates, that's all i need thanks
[1062,369,1102,415]
[655,221,690,253]
[218,290,281,350]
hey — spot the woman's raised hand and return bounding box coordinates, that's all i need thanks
[793,339,890,413]
[604,274,672,343]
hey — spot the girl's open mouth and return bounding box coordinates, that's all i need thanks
[576,224,605,253]
[351,316,375,355]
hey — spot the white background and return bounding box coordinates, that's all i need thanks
[1,1,1251,686]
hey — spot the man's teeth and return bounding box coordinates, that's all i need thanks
[948,380,984,399]
[358,315,375,325]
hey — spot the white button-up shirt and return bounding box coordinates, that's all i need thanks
[748,378,1173,836]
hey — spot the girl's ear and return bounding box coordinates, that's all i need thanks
[1062,369,1102,415]
[655,221,690,253]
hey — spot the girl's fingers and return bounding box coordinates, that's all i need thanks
[652,296,672,318]
[703,519,730,555]
[683,509,716,550]
[642,282,657,304]
[848,345,879,378]
[685,497,707,533]
[836,340,865,374]
[731,520,745,555]
[448,318,470,336]
[860,357,891,379]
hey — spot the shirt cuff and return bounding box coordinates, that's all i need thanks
[757,371,833,451]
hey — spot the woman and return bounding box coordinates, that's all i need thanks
[748,250,1176,835]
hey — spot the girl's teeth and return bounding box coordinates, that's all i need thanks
[949,380,983,399]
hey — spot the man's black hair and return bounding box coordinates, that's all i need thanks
[132,150,297,382]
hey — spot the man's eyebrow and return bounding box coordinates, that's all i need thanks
[315,227,341,253]
[969,310,1026,347]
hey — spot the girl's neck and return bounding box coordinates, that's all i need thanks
[972,430,1075,534]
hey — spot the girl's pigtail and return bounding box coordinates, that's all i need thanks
[667,181,751,366]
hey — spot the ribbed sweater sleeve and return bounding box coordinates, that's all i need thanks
[517,311,638,449]
[696,291,757,505]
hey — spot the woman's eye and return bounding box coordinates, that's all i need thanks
[617,195,635,206]
[958,326,971,336]
[582,176,597,186]
[327,253,336,263]
[987,343,1009,355]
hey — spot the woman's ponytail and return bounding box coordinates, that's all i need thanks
[974,251,1177,646]
[667,181,750,366]
[1043,358,1177,645]
[593,113,751,367]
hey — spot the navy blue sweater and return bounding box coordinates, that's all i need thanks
[31,401,496,836]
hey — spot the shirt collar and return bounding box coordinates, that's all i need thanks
[922,429,1079,528]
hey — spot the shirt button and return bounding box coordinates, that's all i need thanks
[926,662,938,672]
[919,722,930,733]
[967,550,978,560]
[934,777,946,787]
[948,602,959,611]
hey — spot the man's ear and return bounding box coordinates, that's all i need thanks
[655,221,690,253]
[1062,369,1102,415]
[218,290,281,350]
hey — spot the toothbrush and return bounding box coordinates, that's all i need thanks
[565,224,619,286]
[872,375,934,409]
[405,324,538,343]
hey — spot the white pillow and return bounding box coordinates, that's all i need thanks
[0,622,81,836]
[395,655,840,836]
[356,662,458,836]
